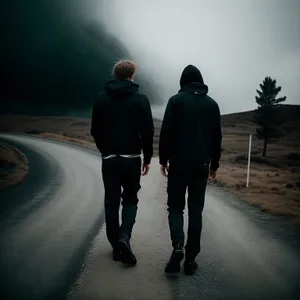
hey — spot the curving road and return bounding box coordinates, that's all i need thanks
[0,134,299,300]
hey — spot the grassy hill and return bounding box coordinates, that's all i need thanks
[222,104,300,147]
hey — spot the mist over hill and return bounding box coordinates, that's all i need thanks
[0,0,162,117]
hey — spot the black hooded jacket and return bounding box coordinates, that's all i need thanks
[91,79,154,164]
[159,65,222,171]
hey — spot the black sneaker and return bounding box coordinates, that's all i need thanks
[117,238,137,266]
[165,244,184,273]
[183,260,198,276]
[112,248,121,261]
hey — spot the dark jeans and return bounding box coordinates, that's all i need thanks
[167,161,209,260]
[102,156,141,248]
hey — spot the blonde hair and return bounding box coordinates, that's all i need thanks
[112,59,137,80]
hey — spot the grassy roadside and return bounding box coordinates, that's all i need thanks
[38,132,97,149]
[0,142,29,190]
[215,124,300,221]
[216,163,300,222]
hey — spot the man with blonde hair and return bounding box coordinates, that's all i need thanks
[91,59,154,266]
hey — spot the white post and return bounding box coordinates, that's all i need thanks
[246,134,252,188]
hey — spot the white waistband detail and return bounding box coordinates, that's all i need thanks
[102,154,140,160]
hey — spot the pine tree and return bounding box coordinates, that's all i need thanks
[254,77,286,157]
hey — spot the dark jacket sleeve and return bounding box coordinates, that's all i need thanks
[90,100,102,152]
[159,97,173,165]
[210,103,222,171]
[140,95,154,164]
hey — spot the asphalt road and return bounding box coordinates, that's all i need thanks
[0,134,299,300]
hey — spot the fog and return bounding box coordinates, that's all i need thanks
[1,0,299,118]
[94,0,300,116]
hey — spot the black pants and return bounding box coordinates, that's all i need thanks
[102,156,141,248]
[167,162,209,260]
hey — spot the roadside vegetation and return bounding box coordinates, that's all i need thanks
[0,142,29,190]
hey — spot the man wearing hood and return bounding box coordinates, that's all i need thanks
[159,65,222,275]
[91,60,154,266]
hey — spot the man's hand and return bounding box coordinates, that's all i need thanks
[160,164,169,177]
[209,170,217,181]
[142,163,150,176]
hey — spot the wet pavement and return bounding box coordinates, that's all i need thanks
[0,134,300,300]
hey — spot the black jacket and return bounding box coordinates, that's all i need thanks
[159,65,222,171]
[91,79,154,164]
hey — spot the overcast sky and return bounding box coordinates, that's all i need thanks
[81,0,300,116]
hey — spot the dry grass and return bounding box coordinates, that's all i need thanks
[216,163,300,220]
[38,132,96,149]
[0,105,299,219]
[0,142,29,190]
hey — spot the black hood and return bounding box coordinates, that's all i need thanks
[104,79,139,97]
[179,65,208,95]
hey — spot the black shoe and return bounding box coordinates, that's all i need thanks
[117,238,137,266]
[112,248,121,261]
[183,260,198,276]
[165,244,184,274]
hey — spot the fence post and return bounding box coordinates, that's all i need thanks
[246,134,252,188]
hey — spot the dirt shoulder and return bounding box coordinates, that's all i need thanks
[0,142,29,190]
[215,121,300,221]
